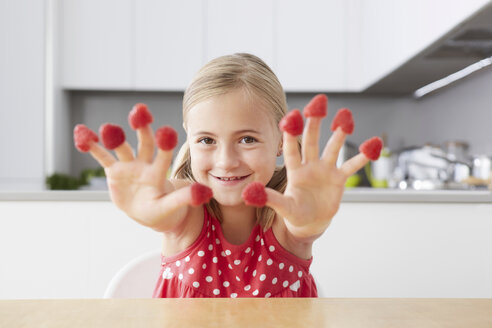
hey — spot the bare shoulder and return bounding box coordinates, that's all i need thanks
[271,215,313,260]
[161,204,204,257]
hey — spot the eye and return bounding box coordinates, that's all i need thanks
[199,137,215,145]
[240,136,257,144]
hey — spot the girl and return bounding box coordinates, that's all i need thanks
[75,53,379,298]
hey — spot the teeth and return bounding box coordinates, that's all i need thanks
[220,177,241,181]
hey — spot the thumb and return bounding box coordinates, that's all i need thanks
[264,188,294,221]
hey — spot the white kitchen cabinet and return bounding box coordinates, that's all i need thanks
[276,0,347,92]
[0,0,45,190]
[135,0,204,90]
[61,0,133,89]
[206,0,275,70]
[1,198,491,299]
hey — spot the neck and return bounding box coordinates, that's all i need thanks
[218,203,257,245]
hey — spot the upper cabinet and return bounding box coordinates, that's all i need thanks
[60,0,491,92]
[276,0,347,92]
[205,0,275,70]
[61,0,133,89]
[135,0,203,90]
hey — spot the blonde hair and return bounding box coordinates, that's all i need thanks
[172,53,299,230]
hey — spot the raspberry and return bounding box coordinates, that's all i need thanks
[155,126,178,151]
[278,109,304,136]
[242,182,267,207]
[303,94,328,118]
[99,123,126,150]
[359,137,383,161]
[73,124,99,153]
[331,108,354,134]
[128,103,153,130]
[190,182,213,206]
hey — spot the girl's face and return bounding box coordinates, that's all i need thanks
[186,89,281,207]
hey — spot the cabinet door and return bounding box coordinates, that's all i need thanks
[276,0,347,92]
[135,0,204,91]
[0,0,45,190]
[61,0,133,89]
[206,0,275,70]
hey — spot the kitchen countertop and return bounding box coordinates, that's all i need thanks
[1,188,491,203]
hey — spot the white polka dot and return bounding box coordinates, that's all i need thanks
[234,260,241,265]
[212,225,216,231]
[236,276,241,281]
[266,259,273,266]
[198,250,205,257]
[178,273,183,280]
[221,251,227,257]
[202,263,207,270]
[206,276,213,282]
[289,265,294,272]
[188,268,194,274]
[258,255,262,261]
[230,293,238,298]
[279,263,285,270]
[162,270,173,280]
[252,289,259,296]
[253,270,257,277]
[251,251,255,256]
[223,281,230,287]
[207,232,210,238]
[261,238,264,246]
[289,280,301,292]
[265,293,271,298]
[255,235,260,242]
[185,256,190,262]
[176,260,181,267]
[219,270,222,276]
[269,246,275,252]
[245,247,251,253]
[244,266,249,272]
[244,285,251,291]
[283,280,289,287]
[213,289,220,295]
[193,281,200,288]
[272,277,278,285]
[298,271,303,278]
[225,249,231,256]
[228,264,233,270]
[212,257,218,263]
[216,238,220,244]
[208,244,213,251]
[259,274,266,281]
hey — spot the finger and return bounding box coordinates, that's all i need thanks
[264,187,294,222]
[152,148,174,184]
[89,143,117,168]
[283,132,301,170]
[113,141,135,162]
[301,117,321,163]
[152,126,179,185]
[321,127,346,167]
[339,153,369,178]
[137,125,155,162]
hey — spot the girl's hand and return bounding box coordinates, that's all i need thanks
[73,105,211,232]
[264,96,381,242]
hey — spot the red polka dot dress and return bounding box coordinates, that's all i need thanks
[153,206,318,298]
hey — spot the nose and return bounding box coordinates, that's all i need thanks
[215,143,240,170]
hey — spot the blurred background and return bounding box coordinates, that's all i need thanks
[2,0,492,191]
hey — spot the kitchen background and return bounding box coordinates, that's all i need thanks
[1,0,492,300]
[2,0,492,191]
